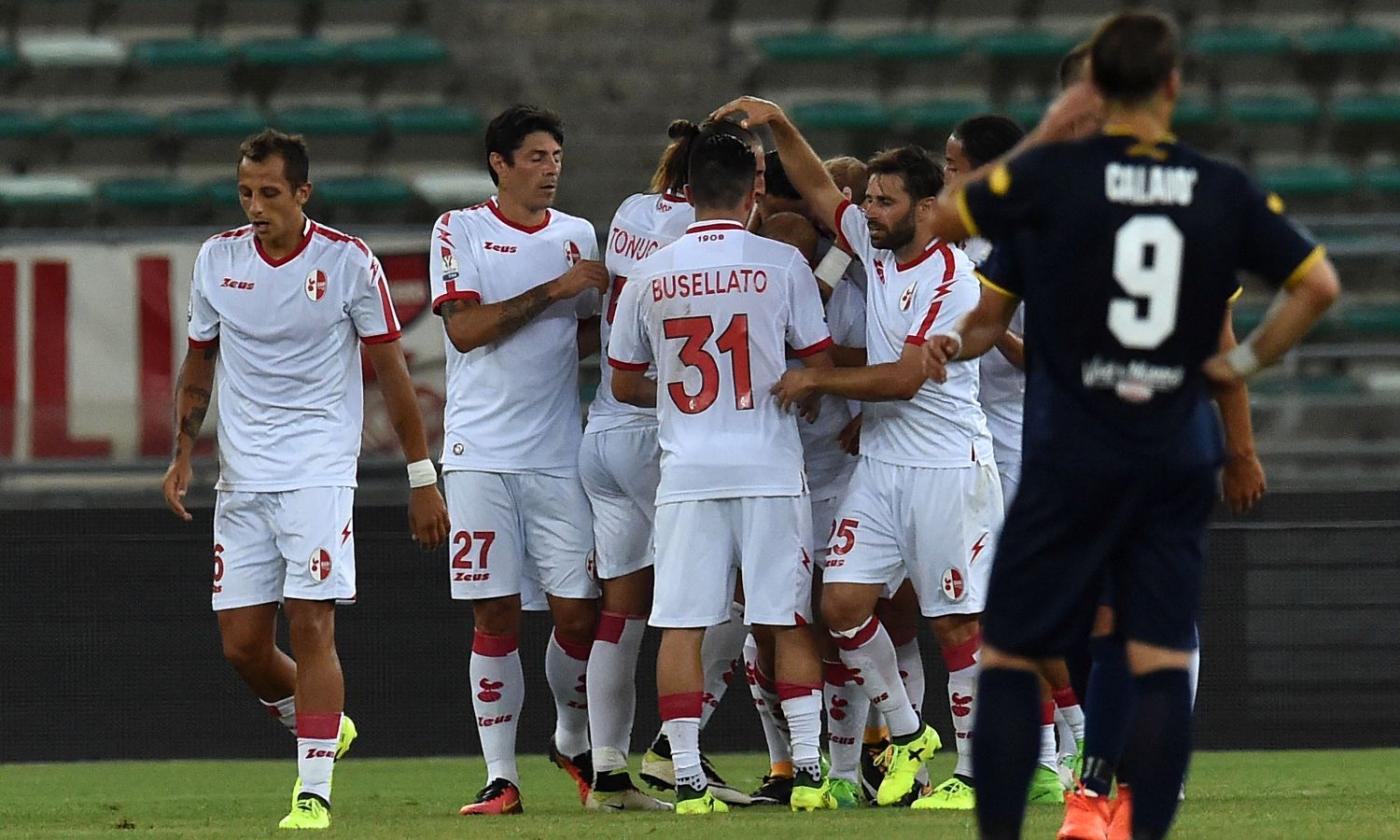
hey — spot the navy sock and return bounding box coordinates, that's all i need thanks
[972,667,1040,840]
[1125,669,1193,840]
[1082,635,1135,796]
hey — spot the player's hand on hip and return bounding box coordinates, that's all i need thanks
[555,260,610,298]
[1222,453,1266,515]
[838,413,862,456]
[162,458,194,522]
[920,335,960,383]
[710,96,785,129]
[408,485,449,550]
[1201,353,1246,390]
[772,368,817,413]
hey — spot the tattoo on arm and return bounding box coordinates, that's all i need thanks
[174,385,211,456]
[494,285,555,337]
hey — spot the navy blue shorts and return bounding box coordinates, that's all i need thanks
[981,456,1217,657]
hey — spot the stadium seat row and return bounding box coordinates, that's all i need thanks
[755,23,1400,63]
[0,33,447,71]
[0,105,482,141]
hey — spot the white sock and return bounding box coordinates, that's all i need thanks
[262,695,297,734]
[699,602,748,729]
[1039,703,1059,771]
[743,634,792,766]
[1052,686,1086,756]
[586,611,646,774]
[830,617,920,737]
[660,693,704,790]
[471,631,523,784]
[942,634,981,779]
[895,637,926,716]
[779,684,823,780]
[296,712,340,802]
[546,629,592,759]
[824,660,867,782]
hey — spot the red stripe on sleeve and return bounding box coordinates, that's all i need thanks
[832,199,853,253]
[374,270,399,333]
[188,337,218,349]
[792,336,833,357]
[432,290,481,314]
[608,357,648,371]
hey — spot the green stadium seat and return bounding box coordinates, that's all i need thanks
[1297,24,1400,56]
[898,99,990,130]
[18,34,125,68]
[0,45,16,71]
[0,174,95,207]
[1173,97,1217,126]
[238,38,342,68]
[756,32,861,62]
[59,109,160,138]
[271,106,379,137]
[1250,374,1363,396]
[977,29,1079,59]
[1188,26,1291,57]
[1333,95,1400,126]
[1363,166,1400,193]
[130,39,233,68]
[345,36,448,67]
[383,106,482,136]
[205,180,238,207]
[313,176,414,206]
[100,179,204,210]
[0,110,52,139]
[789,101,892,131]
[864,32,965,61]
[1006,100,1049,129]
[1255,164,1356,198]
[168,107,266,138]
[1227,95,1320,125]
[1342,304,1400,336]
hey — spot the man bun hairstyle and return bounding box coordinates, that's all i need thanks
[687,119,758,211]
[952,115,1026,169]
[239,128,310,188]
[648,118,701,195]
[1090,10,1180,106]
[865,144,944,203]
[484,104,565,185]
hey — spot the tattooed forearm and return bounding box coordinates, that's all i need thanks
[495,285,555,337]
[170,348,217,459]
[440,283,556,352]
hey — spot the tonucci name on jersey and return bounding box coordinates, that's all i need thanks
[588,191,695,434]
[833,200,992,467]
[608,220,832,503]
[186,218,402,491]
[430,198,600,472]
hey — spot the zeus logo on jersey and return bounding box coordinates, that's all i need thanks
[304,269,327,302]
[221,278,254,291]
[483,241,517,253]
[1105,163,1199,206]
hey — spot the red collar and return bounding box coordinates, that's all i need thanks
[488,198,551,234]
[686,220,745,234]
[896,239,946,272]
[254,217,314,268]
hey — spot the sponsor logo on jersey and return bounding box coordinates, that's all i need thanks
[484,241,517,254]
[304,269,327,302]
[942,567,965,601]
[309,548,332,581]
[441,247,459,281]
[564,240,581,266]
[220,277,255,291]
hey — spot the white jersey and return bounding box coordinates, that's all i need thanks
[186,218,401,492]
[832,199,991,467]
[587,191,695,434]
[608,220,832,503]
[429,198,599,473]
[964,236,1026,458]
[794,276,865,500]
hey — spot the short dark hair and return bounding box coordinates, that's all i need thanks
[484,104,564,185]
[1059,41,1091,89]
[1090,11,1179,105]
[952,115,1025,169]
[239,128,310,188]
[865,145,944,202]
[764,150,801,200]
[687,120,758,210]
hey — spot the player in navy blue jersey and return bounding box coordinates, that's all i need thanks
[919,10,1340,840]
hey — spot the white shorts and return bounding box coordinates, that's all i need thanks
[810,493,841,567]
[998,457,1022,508]
[651,495,813,628]
[212,487,356,611]
[578,425,661,580]
[444,469,599,606]
[822,458,1004,618]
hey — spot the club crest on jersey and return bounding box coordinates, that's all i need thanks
[564,240,581,266]
[873,261,887,285]
[309,548,332,581]
[942,567,965,601]
[304,269,327,301]
[900,282,917,311]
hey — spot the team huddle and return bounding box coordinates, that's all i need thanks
[161,9,1339,839]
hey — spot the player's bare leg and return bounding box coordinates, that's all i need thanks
[281,598,342,827]
[656,628,727,814]
[461,594,525,815]
[218,604,298,729]
[544,594,598,803]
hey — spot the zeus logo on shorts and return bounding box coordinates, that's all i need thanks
[309,548,332,581]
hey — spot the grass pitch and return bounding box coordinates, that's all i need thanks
[1,749,1397,839]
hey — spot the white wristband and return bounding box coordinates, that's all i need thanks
[814,247,852,286]
[407,458,437,488]
[1224,341,1261,379]
[932,331,963,358]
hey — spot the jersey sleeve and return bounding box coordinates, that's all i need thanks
[430,213,482,314]
[350,252,402,344]
[831,199,875,265]
[786,253,834,357]
[186,244,220,348]
[574,223,602,319]
[904,248,974,346]
[606,273,651,371]
[975,243,1024,299]
[1236,177,1325,291]
[956,146,1050,243]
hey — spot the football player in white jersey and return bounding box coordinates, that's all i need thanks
[161,129,449,831]
[429,106,609,816]
[715,96,1005,810]
[608,120,838,815]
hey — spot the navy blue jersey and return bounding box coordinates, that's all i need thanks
[960,128,1322,468]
